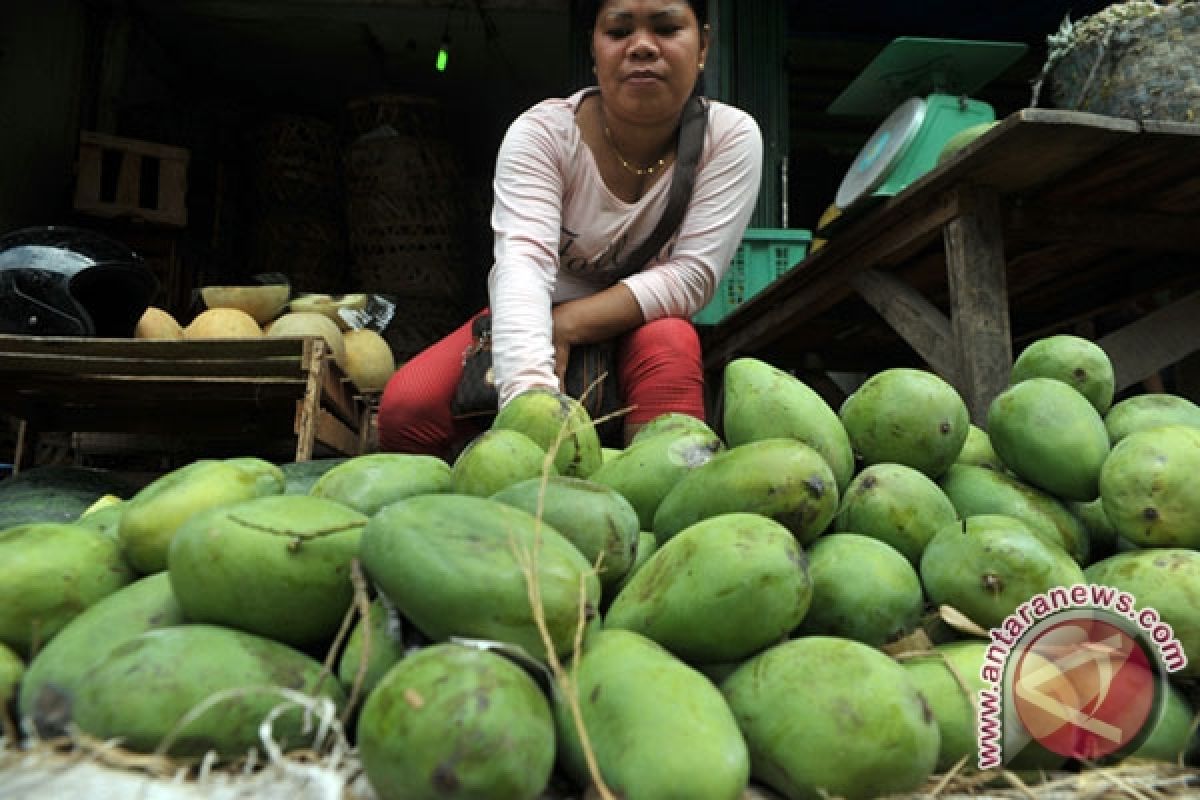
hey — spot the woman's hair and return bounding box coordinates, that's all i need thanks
[578,0,708,29]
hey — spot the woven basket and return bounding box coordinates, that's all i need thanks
[246,115,342,212]
[1042,1,1200,122]
[344,120,468,299]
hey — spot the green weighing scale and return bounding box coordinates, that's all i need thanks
[830,37,1029,214]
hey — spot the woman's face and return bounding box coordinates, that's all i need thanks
[591,0,708,127]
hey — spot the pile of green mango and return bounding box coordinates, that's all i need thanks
[2,334,1200,800]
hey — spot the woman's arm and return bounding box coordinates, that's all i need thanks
[487,107,571,406]
[549,283,644,384]
[621,106,764,320]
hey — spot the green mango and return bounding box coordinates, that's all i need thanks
[119,458,284,574]
[900,641,1066,772]
[310,452,451,515]
[796,532,923,647]
[360,494,599,660]
[629,411,716,445]
[72,624,344,759]
[987,377,1110,502]
[1104,393,1200,445]
[1085,549,1200,679]
[491,475,640,589]
[357,643,555,800]
[451,427,552,497]
[75,499,126,540]
[0,522,133,658]
[721,636,939,800]
[722,357,855,493]
[838,367,969,479]
[956,424,1005,471]
[589,429,723,531]
[337,597,405,698]
[1099,425,1200,549]
[223,457,289,494]
[834,462,959,565]
[611,531,658,601]
[920,514,1086,631]
[1121,681,1199,764]
[607,512,812,664]
[0,642,23,709]
[653,438,838,546]
[167,495,367,649]
[18,572,184,737]
[938,464,1091,564]
[493,389,602,478]
[1010,334,1115,415]
[1069,497,1119,561]
[556,629,749,799]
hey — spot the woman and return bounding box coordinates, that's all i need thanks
[378,0,763,458]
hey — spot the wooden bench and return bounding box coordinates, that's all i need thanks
[701,109,1200,421]
[0,335,370,473]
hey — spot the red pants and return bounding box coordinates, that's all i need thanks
[377,310,706,458]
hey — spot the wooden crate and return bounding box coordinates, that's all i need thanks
[74,131,189,228]
[0,335,370,472]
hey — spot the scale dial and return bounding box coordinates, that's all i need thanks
[835,96,927,210]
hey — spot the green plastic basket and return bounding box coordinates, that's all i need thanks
[693,228,812,326]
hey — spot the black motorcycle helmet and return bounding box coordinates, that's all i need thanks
[0,226,159,337]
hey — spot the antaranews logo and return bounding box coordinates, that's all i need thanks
[977,583,1187,769]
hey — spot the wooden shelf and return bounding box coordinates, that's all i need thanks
[0,335,370,472]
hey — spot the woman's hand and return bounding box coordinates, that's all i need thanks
[550,286,644,387]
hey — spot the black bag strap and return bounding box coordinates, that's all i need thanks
[611,94,709,280]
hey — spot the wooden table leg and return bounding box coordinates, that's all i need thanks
[14,419,37,475]
[943,185,1013,425]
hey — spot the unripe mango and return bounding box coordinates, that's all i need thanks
[607,512,812,664]
[722,636,939,800]
[357,644,555,800]
[360,494,599,660]
[653,438,838,546]
[556,629,749,799]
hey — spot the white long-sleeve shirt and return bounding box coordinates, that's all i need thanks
[487,87,764,406]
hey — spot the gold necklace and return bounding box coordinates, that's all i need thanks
[603,122,668,177]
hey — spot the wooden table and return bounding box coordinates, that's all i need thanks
[702,109,1200,423]
[0,335,370,472]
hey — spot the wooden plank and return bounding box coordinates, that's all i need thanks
[79,130,190,163]
[0,352,308,378]
[319,361,363,426]
[1005,205,1200,254]
[115,152,142,207]
[14,419,35,474]
[293,340,326,462]
[0,334,310,359]
[314,409,361,457]
[849,268,957,382]
[903,108,1139,202]
[944,185,1012,425]
[1099,291,1200,391]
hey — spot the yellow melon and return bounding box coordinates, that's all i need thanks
[265,311,347,368]
[184,308,264,339]
[342,329,396,392]
[134,307,184,339]
[200,284,290,325]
